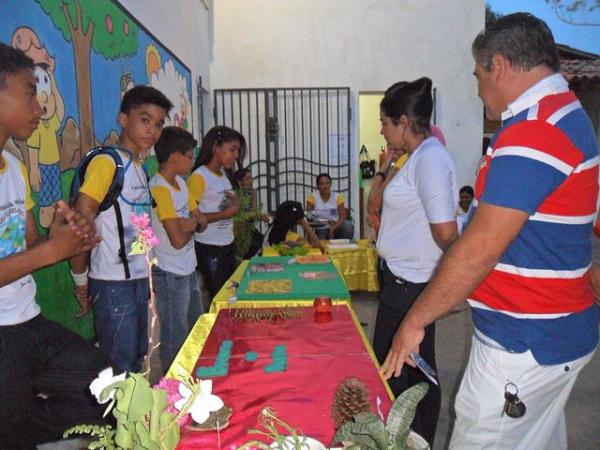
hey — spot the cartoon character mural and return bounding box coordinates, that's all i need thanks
[11,27,64,228]
[1,0,194,336]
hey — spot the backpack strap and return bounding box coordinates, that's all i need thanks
[113,199,131,280]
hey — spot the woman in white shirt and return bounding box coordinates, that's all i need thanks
[371,78,458,447]
[306,173,354,239]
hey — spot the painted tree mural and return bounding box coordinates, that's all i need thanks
[35,0,140,153]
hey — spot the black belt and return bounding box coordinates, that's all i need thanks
[380,259,409,286]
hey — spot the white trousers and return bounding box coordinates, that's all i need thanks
[449,336,594,450]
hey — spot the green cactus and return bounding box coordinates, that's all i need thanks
[331,382,429,450]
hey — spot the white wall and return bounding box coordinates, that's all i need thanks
[119,0,213,139]
[211,0,486,202]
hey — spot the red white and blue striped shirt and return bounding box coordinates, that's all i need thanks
[469,74,600,365]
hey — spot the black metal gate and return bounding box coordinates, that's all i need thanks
[213,88,352,214]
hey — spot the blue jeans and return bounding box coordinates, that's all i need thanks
[152,267,204,372]
[90,278,150,373]
[0,315,108,448]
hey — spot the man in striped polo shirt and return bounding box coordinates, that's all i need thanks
[379,13,599,449]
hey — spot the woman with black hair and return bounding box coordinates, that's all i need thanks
[187,126,245,300]
[372,77,458,446]
[306,173,354,240]
[266,200,323,251]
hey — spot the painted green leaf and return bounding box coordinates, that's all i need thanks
[35,0,139,59]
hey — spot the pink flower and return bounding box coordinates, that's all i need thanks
[142,228,155,240]
[147,236,160,248]
[155,378,191,426]
[132,213,151,229]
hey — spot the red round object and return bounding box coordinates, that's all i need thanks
[313,296,332,313]
[314,311,333,323]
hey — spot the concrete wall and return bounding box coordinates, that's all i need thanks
[120,0,213,138]
[211,0,486,208]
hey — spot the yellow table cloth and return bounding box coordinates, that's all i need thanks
[263,239,379,292]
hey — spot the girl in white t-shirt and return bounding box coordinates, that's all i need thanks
[306,172,354,239]
[372,77,458,447]
[188,126,245,299]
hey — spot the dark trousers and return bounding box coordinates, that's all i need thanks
[0,315,108,449]
[195,241,235,300]
[373,261,441,447]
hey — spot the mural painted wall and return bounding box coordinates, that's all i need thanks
[1,0,193,337]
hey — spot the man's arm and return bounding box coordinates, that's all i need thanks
[380,202,529,378]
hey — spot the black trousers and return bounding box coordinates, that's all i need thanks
[195,241,236,300]
[0,315,108,449]
[373,261,441,447]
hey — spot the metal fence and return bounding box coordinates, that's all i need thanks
[213,87,352,215]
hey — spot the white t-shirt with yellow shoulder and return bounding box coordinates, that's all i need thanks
[150,173,197,276]
[79,149,152,280]
[187,165,234,246]
[0,151,39,325]
[307,191,344,221]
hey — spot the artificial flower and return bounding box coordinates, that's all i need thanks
[174,379,224,424]
[89,367,126,404]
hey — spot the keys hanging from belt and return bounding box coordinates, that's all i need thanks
[501,382,526,419]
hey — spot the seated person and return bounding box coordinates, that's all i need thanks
[306,173,354,240]
[266,200,323,252]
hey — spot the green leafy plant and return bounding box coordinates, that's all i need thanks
[64,372,213,450]
[332,382,429,450]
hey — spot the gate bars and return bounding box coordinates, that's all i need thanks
[214,87,352,215]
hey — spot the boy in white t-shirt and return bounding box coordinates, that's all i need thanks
[150,126,207,372]
[0,43,107,447]
[70,85,173,373]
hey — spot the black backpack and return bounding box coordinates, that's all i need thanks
[70,146,152,279]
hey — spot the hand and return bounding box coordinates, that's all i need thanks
[55,200,96,238]
[49,205,101,260]
[379,317,424,379]
[589,264,600,298]
[195,211,208,232]
[223,191,240,217]
[73,284,92,318]
[380,146,404,173]
[30,166,41,192]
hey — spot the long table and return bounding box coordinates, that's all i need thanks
[262,239,380,292]
[208,256,351,314]
[168,271,392,449]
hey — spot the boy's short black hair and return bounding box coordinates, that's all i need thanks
[154,126,197,164]
[119,85,173,115]
[0,43,34,89]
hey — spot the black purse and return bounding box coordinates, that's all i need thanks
[359,145,376,179]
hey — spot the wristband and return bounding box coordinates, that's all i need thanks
[71,269,89,287]
[375,171,386,179]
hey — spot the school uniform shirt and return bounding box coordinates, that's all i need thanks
[187,166,234,246]
[0,151,39,325]
[377,137,458,283]
[79,149,152,280]
[307,191,344,221]
[150,174,197,276]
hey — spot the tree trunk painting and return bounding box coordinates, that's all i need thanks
[62,0,95,157]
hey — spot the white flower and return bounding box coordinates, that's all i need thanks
[89,367,127,404]
[174,379,224,424]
